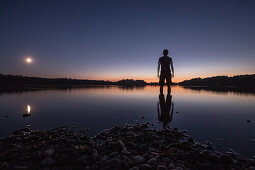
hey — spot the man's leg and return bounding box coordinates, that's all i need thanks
[159,74,164,94]
[166,73,172,94]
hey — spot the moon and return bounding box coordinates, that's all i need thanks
[26,57,32,63]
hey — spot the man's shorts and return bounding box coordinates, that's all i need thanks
[159,72,172,86]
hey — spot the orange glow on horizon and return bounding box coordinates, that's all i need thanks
[30,71,255,83]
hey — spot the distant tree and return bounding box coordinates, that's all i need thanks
[178,74,255,87]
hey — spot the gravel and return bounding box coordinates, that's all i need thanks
[0,123,254,169]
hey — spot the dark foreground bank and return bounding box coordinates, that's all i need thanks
[0,123,254,170]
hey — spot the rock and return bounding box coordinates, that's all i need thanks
[92,149,98,159]
[100,158,109,167]
[108,141,122,152]
[147,157,157,165]
[142,153,151,160]
[133,155,145,164]
[109,158,121,170]
[14,166,27,169]
[161,157,170,163]
[122,151,132,156]
[109,151,119,158]
[139,144,148,150]
[156,165,168,170]
[122,156,131,169]
[140,163,152,170]
[41,157,55,167]
[107,137,112,142]
[43,148,54,156]
[78,155,88,161]
[175,166,184,170]
[119,140,127,152]
[168,163,175,169]
[0,123,254,169]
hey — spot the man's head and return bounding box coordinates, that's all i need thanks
[163,49,168,56]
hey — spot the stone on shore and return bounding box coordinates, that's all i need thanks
[0,123,254,169]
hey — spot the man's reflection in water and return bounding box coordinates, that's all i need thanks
[157,87,174,128]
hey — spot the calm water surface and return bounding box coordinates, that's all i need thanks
[0,86,255,157]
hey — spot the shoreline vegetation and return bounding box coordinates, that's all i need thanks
[0,74,146,88]
[178,74,255,87]
[1,73,255,87]
[1,74,255,95]
[0,123,254,169]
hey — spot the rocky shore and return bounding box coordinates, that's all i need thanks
[0,123,254,170]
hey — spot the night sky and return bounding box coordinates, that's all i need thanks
[1,0,255,82]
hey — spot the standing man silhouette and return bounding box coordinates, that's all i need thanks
[157,49,174,93]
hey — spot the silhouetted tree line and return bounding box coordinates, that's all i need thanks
[178,74,255,87]
[0,74,148,87]
[116,79,147,86]
[0,74,114,87]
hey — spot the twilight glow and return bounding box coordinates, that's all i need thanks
[0,0,255,82]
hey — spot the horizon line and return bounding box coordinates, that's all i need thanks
[1,73,254,83]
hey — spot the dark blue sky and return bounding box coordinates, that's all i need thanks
[0,0,255,82]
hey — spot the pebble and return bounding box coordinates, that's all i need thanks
[41,157,55,167]
[14,166,27,169]
[92,149,98,159]
[175,166,184,170]
[161,157,170,163]
[78,155,88,161]
[156,165,168,170]
[140,163,152,170]
[119,140,127,151]
[109,151,119,157]
[139,144,148,150]
[168,163,175,169]
[109,158,121,170]
[147,157,157,165]
[133,155,145,164]
[44,148,54,156]
[0,123,253,169]
[100,158,109,167]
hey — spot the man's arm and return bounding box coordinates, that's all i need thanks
[157,60,160,78]
[170,61,174,77]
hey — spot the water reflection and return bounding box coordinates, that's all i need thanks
[157,87,174,128]
[0,85,144,96]
[23,105,31,117]
[182,86,255,96]
[1,86,255,157]
[118,86,145,91]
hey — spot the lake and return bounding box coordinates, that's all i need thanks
[0,86,254,158]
